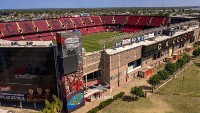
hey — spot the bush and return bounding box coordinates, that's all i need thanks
[130,86,144,97]
[99,98,113,109]
[113,92,125,100]
[87,91,125,112]
[87,106,99,113]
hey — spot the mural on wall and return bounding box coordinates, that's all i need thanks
[56,30,85,113]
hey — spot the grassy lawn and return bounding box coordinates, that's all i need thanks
[100,58,200,113]
[82,32,122,52]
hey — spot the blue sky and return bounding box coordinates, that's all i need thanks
[0,0,200,9]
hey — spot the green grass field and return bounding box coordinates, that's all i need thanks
[100,58,200,113]
[82,32,122,52]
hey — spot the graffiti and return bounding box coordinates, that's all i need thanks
[23,23,33,32]
[6,24,16,34]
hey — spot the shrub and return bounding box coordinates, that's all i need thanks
[130,86,144,97]
[113,92,125,100]
[99,98,113,109]
[98,92,124,110]
[87,106,99,113]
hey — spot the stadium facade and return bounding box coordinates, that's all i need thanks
[0,15,199,112]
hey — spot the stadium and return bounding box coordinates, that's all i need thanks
[0,15,199,112]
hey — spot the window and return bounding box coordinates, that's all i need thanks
[127,59,141,73]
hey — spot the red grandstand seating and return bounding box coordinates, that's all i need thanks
[100,16,115,24]
[3,36,23,41]
[163,17,169,25]
[104,25,116,32]
[88,27,98,34]
[149,17,167,26]
[46,19,63,30]
[114,16,128,24]
[32,20,49,32]
[89,16,103,25]
[0,22,19,37]
[1,16,170,41]
[137,16,151,26]
[59,18,74,29]
[79,28,89,35]
[38,32,55,41]
[17,21,35,34]
[71,17,85,28]
[23,34,41,41]
[121,25,143,33]
[80,17,93,27]
[127,16,140,25]
[95,26,105,32]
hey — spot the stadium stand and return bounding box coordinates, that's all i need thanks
[17,21,35,34]
[137,16,151,26]
[89,16,103,25]
[0,22,19,36]
[149,17,168,26]
[59,18,74,29]
[81,17,93,27]
[95,26,105,32]
[79,28,89,35]
[104,25,117,32]
[127,16,140,25]
[114,16,128,25]
[88,27,98,34]
[121,25,143,33]
[0,16,170,40]
[45,19,63,31]
[71,17,85,28]
[33,20,50,32]
[23,34,41,41]
[3,36,23,41]
[38,32,55,41]
[100,16,115,24]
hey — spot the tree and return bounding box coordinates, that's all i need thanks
[148,74,160,93]
[176,58,185,68]
[193,47,200,57]
[164,62,177,75]
[43,95,63,113]
[157,69,170,80]
[130,86,144,98]
[182,53,191,63]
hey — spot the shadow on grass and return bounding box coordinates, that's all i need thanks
[139,85,152,90]
[122,95,139,102]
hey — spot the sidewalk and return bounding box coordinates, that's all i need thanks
[73,77,151,113]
